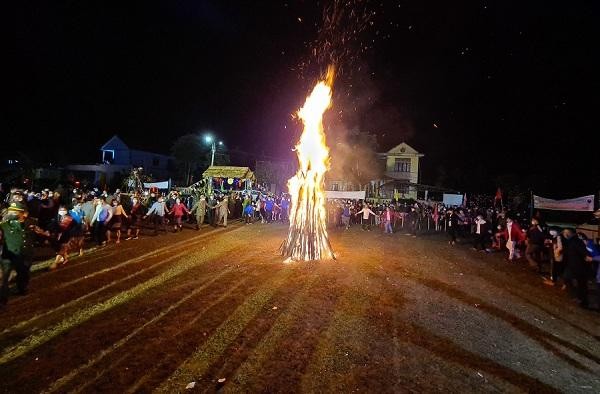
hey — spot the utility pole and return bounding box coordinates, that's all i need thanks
[204,135,222,167]
[210,141,216,167]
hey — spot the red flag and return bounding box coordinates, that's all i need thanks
[494,188,502,201]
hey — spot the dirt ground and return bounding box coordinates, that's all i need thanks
[0,222,599,393]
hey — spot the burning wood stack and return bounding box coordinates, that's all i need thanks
[281,67,336,262]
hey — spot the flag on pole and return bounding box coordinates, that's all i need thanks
[494,188,502,201]
[494,188,503,208]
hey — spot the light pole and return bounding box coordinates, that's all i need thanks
[204,135,223,167]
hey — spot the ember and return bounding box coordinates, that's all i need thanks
[281,66,336,262]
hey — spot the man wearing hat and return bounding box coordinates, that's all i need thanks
[0,202,36,306]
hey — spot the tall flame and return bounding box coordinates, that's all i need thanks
[281,67,335,261]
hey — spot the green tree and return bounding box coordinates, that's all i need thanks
[171,134,209,185]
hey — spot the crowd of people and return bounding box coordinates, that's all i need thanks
[0,186,297,306]
[326,198,600,310]
[1,186,599,310]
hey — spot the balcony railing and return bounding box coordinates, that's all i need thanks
[384,171,413,180]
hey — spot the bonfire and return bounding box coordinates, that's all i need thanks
[281,67,336,262]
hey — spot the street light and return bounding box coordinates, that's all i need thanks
[204,134,223,167]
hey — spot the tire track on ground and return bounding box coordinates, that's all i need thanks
[185,265,320,392]
[222,265,344,393]
[0,226,246,365]
[45,268,236,394]
[401,239,600,369]
[0,226,239,336]
[107,252,283,392]
[299,257,378,392]
[376,237,594,392]
[3,246,250,394]
[156,263,295,392]
[55,246,278,393]
[441,243,600,341]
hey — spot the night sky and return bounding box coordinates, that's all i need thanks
[7,1,599,195]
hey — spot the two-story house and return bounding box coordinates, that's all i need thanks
[375,142,424,200]
[66,135,174,187]
[325,142,424,200]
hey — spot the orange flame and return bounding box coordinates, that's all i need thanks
[282,67,335,262]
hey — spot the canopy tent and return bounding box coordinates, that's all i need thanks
[202,166,256,181]
[202,166,255,193]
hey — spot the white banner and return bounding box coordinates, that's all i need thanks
[325,190,366,200]
[143,180,170,189]
[443,193,464,207]
[533,195,595,212]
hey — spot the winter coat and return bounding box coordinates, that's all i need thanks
[563,237,590,277]
[526,226,545,246]
[503,222,525,243]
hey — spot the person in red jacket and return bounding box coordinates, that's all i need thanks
[503,216,525,261]
[170,198,190,232]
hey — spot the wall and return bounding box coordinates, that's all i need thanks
[384,154,420,184]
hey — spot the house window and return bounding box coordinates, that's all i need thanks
[152,157,160,167]
[102,150,115,163]
[394,158,411,173]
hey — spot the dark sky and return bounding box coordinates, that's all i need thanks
[7,1,599,195]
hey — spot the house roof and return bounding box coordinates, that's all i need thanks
[101,135,129,151]
[129,149,174,159]
[101,135,173,158]
[383,142,424,157]
[202,166,256,180]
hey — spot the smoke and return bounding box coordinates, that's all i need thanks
[295,0,416,186]
[326,127,382,186]
[321,61,414,187]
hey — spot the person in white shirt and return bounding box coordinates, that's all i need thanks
[90,196,113,246]
[356,203,375,231]
[472,215,489,251]
[144,196,169,234]
[503,217,523,261]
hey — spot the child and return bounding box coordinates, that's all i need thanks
[244,203,255,224]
